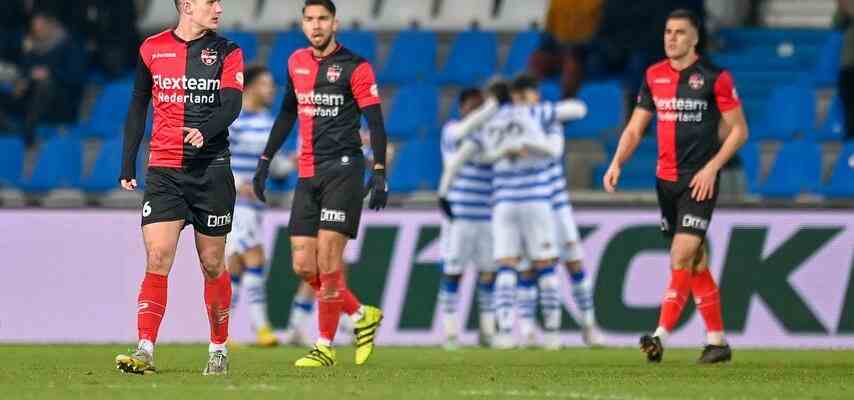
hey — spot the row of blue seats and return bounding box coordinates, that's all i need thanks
[226,28,539,87]
[591,139,854,199]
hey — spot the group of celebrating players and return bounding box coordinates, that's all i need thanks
[113,0,748,375]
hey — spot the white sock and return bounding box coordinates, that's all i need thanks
[348,305,365,324]
[537,266,561,332]
[653,326,670,344]
[517,277,538,339]
[439,277,460,339]
[243,266,270,331]
[316,338,331,347]
[495,267,517,335]
[138,339,154,355]
[570,269,596,328]
[707,331,725,346]
[209,342,227,354]
[339,313,354,334]
[477,281,496,337]
[289,291,314,330]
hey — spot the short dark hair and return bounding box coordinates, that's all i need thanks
[244,64,271,87]
[303,0,336,16]
[458,88,482,105]
[511,74,539,93]
[667,9,700,32]
[174,0,181,12]
[486,79,512,105]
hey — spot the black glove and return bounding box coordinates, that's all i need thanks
[438,197,454,220]
[364,169,388,211]
[253,158,270,203]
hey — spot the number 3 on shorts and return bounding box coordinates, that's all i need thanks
[142,201,152,217]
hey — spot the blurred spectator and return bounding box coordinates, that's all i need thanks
[836,0,854,140]
[73,0,141,78]
[0,12,85,147]
[0,1,30,61]
[528,0,603,98]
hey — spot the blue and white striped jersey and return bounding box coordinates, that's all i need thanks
[522,101,573,210]
[229,110,277,183]
[441,119,493,221]
[474,105,562,205]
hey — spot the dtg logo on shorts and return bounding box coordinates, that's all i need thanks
[320,208,346,223]
[682,214,709,231]
[207,213,232,228]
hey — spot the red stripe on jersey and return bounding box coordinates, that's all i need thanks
[350,62,381,109]
[646,61,679,182]
[290,49,320,178]
[142,31,187,168]
[221,48,245,91]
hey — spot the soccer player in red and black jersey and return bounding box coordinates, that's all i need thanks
[603,9,749,364]
[115,0,244,376]
[253,0,387,367]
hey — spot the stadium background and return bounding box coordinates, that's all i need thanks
[0,0,852,348]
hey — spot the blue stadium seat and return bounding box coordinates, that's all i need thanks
[337,30,377,65]
[80,138,123,193]
[757,139,822,198]
[389,136,441,193]
[565,81,623,139]
[385,83,439,141]
[593,138,657,191]
[223,31,258,62]
[751,84,816,141]
[539,79,561,102]
[810,31,843,88]
[378,29,437,85]
[738,140,761,194]
[20,135,82,192]
[502,29,541,76]
[0,136,25,188]
[268,31,308,85]
[820,142,854,198]
[72,80,134,140]
[436,30,497,86]
[811,94,845,141]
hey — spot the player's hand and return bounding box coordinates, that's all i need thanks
[120,178,138,191]
[182,127,204,148]
[603,165,621,193]
[239,182,256,200]
[364,169,388,211]
[690,166,718,202]
[438,197,454,220]
[253,158,271,203]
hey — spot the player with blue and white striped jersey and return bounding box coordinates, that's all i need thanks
[226,66,297,347]
[511,74,604,348]
[437,88,500,349]
[439,80,566,349]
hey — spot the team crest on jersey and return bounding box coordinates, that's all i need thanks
[200,48,218,66]
[327,64,343,83]
[688,73,704,90]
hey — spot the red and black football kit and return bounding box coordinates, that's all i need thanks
[636,58,741,238]
[121,29,244,236]
[260,44,387,238]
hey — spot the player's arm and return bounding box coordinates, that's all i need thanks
[690,71,749,201]
[119,53,153,191]
[253,71,298,202]
[438,140,479,197]
[603,75,655,192]
[187,47,245,147]
[552,99,588,122]
[351,61,389,210]
[445,97,499,142]
[522,118,565,158]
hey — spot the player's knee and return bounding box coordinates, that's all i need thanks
[145,246,175,273]
[291,252,317,280]
[670,248,695,270]
[519,269,536,281]
[564,260,583,273]
[479,272,496,284]
[199,249,226,279]
[497,257,519,267]
[533,258,557,269]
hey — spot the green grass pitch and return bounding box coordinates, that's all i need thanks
[1,345,852,399]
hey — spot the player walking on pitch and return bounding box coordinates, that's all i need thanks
[115,0,244,375]
[253,0,387,367]
[603,9,748,363]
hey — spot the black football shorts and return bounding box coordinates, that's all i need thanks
[656,175,719,239]
[289,154,366,239]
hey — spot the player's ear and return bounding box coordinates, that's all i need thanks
[332,17,339,34]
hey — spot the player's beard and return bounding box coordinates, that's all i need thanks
[312,34,334,53]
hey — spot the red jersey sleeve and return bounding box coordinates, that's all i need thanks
[350,62,381,109]
[714,70,740,113]
[221,48,245,91]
